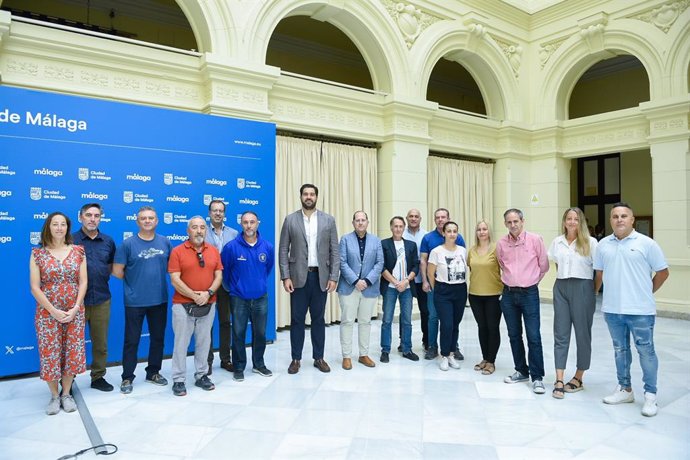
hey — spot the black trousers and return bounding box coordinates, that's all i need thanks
[290,271,327,360]
[469,294,502,362]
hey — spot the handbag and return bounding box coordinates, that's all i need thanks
[181,302,212,318]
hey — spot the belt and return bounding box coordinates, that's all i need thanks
[307,266,319,272]
[504,284,537,292]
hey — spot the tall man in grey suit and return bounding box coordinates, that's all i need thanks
[279,184,340,374]
[337,211,384,370]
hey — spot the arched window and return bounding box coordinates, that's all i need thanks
[569,55,649,119]
[427,57,486,116]
[1,0,197,51]
[266,16,373,90]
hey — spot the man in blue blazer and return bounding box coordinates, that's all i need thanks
[380,216,420,362]
[336,211,384,370]
[279,184,340,374]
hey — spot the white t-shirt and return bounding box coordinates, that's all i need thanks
[429,245,467,284]
[389,240,409,289]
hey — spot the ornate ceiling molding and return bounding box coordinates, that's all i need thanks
[631,1,690,33]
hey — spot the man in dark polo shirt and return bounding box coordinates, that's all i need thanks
[72,203,116,392]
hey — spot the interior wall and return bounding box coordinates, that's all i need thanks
[621,149,653,217]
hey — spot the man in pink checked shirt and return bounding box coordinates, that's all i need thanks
[495,208,549,394]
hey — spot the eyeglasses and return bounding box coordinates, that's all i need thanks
[196,251,205,268]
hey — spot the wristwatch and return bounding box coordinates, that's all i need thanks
[207,289,215,297]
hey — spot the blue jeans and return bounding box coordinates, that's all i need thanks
[500,285,544,381]
[434,283,467,356]
[381,288,412,353]
[231,294,268,371]
[604,313,657,394]
[427,289,438,348]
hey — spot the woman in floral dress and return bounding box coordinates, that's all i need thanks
[29,212,87,415]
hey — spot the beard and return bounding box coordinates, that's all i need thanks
[301,199,316,210]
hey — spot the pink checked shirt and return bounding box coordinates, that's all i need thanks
[495,231,549,287]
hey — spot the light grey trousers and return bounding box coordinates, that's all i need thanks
[339,291,376,358]
[553,278,595,370]
[171,303,216,383]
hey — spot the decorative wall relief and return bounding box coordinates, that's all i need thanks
[633,1,690,33]
[381,1,442,48]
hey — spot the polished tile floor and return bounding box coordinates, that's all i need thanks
[1,300,689,460]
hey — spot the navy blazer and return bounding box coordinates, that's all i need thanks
[380,237,419,295]
[336,231,384,298]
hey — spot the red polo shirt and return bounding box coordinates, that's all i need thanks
[168,241,223,304]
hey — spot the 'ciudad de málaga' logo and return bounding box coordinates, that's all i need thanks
[123,191,133,203]
[30,187,42,201]
[164,213,173,224]
[78,168,89,181]
[164,173,173,185]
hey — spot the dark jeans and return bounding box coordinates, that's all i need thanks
[231,294,268,371]
[415,283,429,348]
[290,271,327,360]
[121,303,167,382]
[469,294,502,362]
[500,285,544,381]
[208,286,232,365]
[434,282,467,357]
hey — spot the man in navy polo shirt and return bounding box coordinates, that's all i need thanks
[73,203,116,392]
[419,208,466,360]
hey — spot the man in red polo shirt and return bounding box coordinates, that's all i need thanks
[168,216,223,396]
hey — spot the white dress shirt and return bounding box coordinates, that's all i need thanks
[303,210,319,267]
[548,235,598,280]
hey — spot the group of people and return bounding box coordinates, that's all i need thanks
[31,182,669,419]
[31,200,273,414]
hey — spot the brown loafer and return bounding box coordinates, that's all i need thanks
[287,359,300,374]
[313,359,331,373]
[342,358,352,370]
[358,356,376,368]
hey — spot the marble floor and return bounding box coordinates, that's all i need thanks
[1,300,689,460]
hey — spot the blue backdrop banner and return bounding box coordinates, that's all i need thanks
[0,85,276,378]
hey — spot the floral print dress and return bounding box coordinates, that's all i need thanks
[33,245,86,381]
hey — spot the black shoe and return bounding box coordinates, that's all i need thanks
[195,375,215,391]
[402,351,420,361]
[453,349,465,361]
[233,370,245,382]
[424,347,438,360]
[252,367,273,377]
[90,377,114,392]
[220,361,234,372]
[172,382,186,396]
[380,352,389,363]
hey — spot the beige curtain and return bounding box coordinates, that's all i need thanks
[427,156,494,246]
[275,135,377,327]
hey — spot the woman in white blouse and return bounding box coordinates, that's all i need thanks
[547,207,598,399]
[428,222,468,371]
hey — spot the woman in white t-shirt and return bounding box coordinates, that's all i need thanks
[427,221,468,371]
[547,207,598,399]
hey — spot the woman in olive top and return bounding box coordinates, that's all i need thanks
[467,220,503,375]
[427,221,468,372]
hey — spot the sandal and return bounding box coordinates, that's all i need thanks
[481,363,495,375]
[553,380,565,399]
[474,360,487,371]
[564,377,583,393]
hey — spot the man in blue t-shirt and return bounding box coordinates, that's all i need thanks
[113,206,172,394]
[419,208,466,360]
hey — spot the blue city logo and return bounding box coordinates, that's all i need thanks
[30,187,42,201]
[123,191,133,203]
[164,173,173,185]
[78,168,89,181]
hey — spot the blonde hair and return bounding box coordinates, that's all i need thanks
[472,219,492,248]
[562,207,591,257]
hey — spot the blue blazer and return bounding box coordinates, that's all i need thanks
[380,237,419,295]
[336,231,384,298]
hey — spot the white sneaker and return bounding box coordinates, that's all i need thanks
[447,355,461,369]
[439,356,449,371]
[603,385,635,404]
[532,380,546,394]
[641,392,658,417]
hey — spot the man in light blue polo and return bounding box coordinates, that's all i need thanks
[594,202,669,417]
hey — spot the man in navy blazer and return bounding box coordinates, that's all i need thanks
[380,216,420,362]
[279,184,340,374]
[336,211,384,370]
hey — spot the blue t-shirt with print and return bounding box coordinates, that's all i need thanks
[114,233,172,307]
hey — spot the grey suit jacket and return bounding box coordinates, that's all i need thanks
[278,209,340,291]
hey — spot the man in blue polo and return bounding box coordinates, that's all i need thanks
[595,202,669,417]
[419,208,466,360]
[72,203,116,392]
[221,211,274,382]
